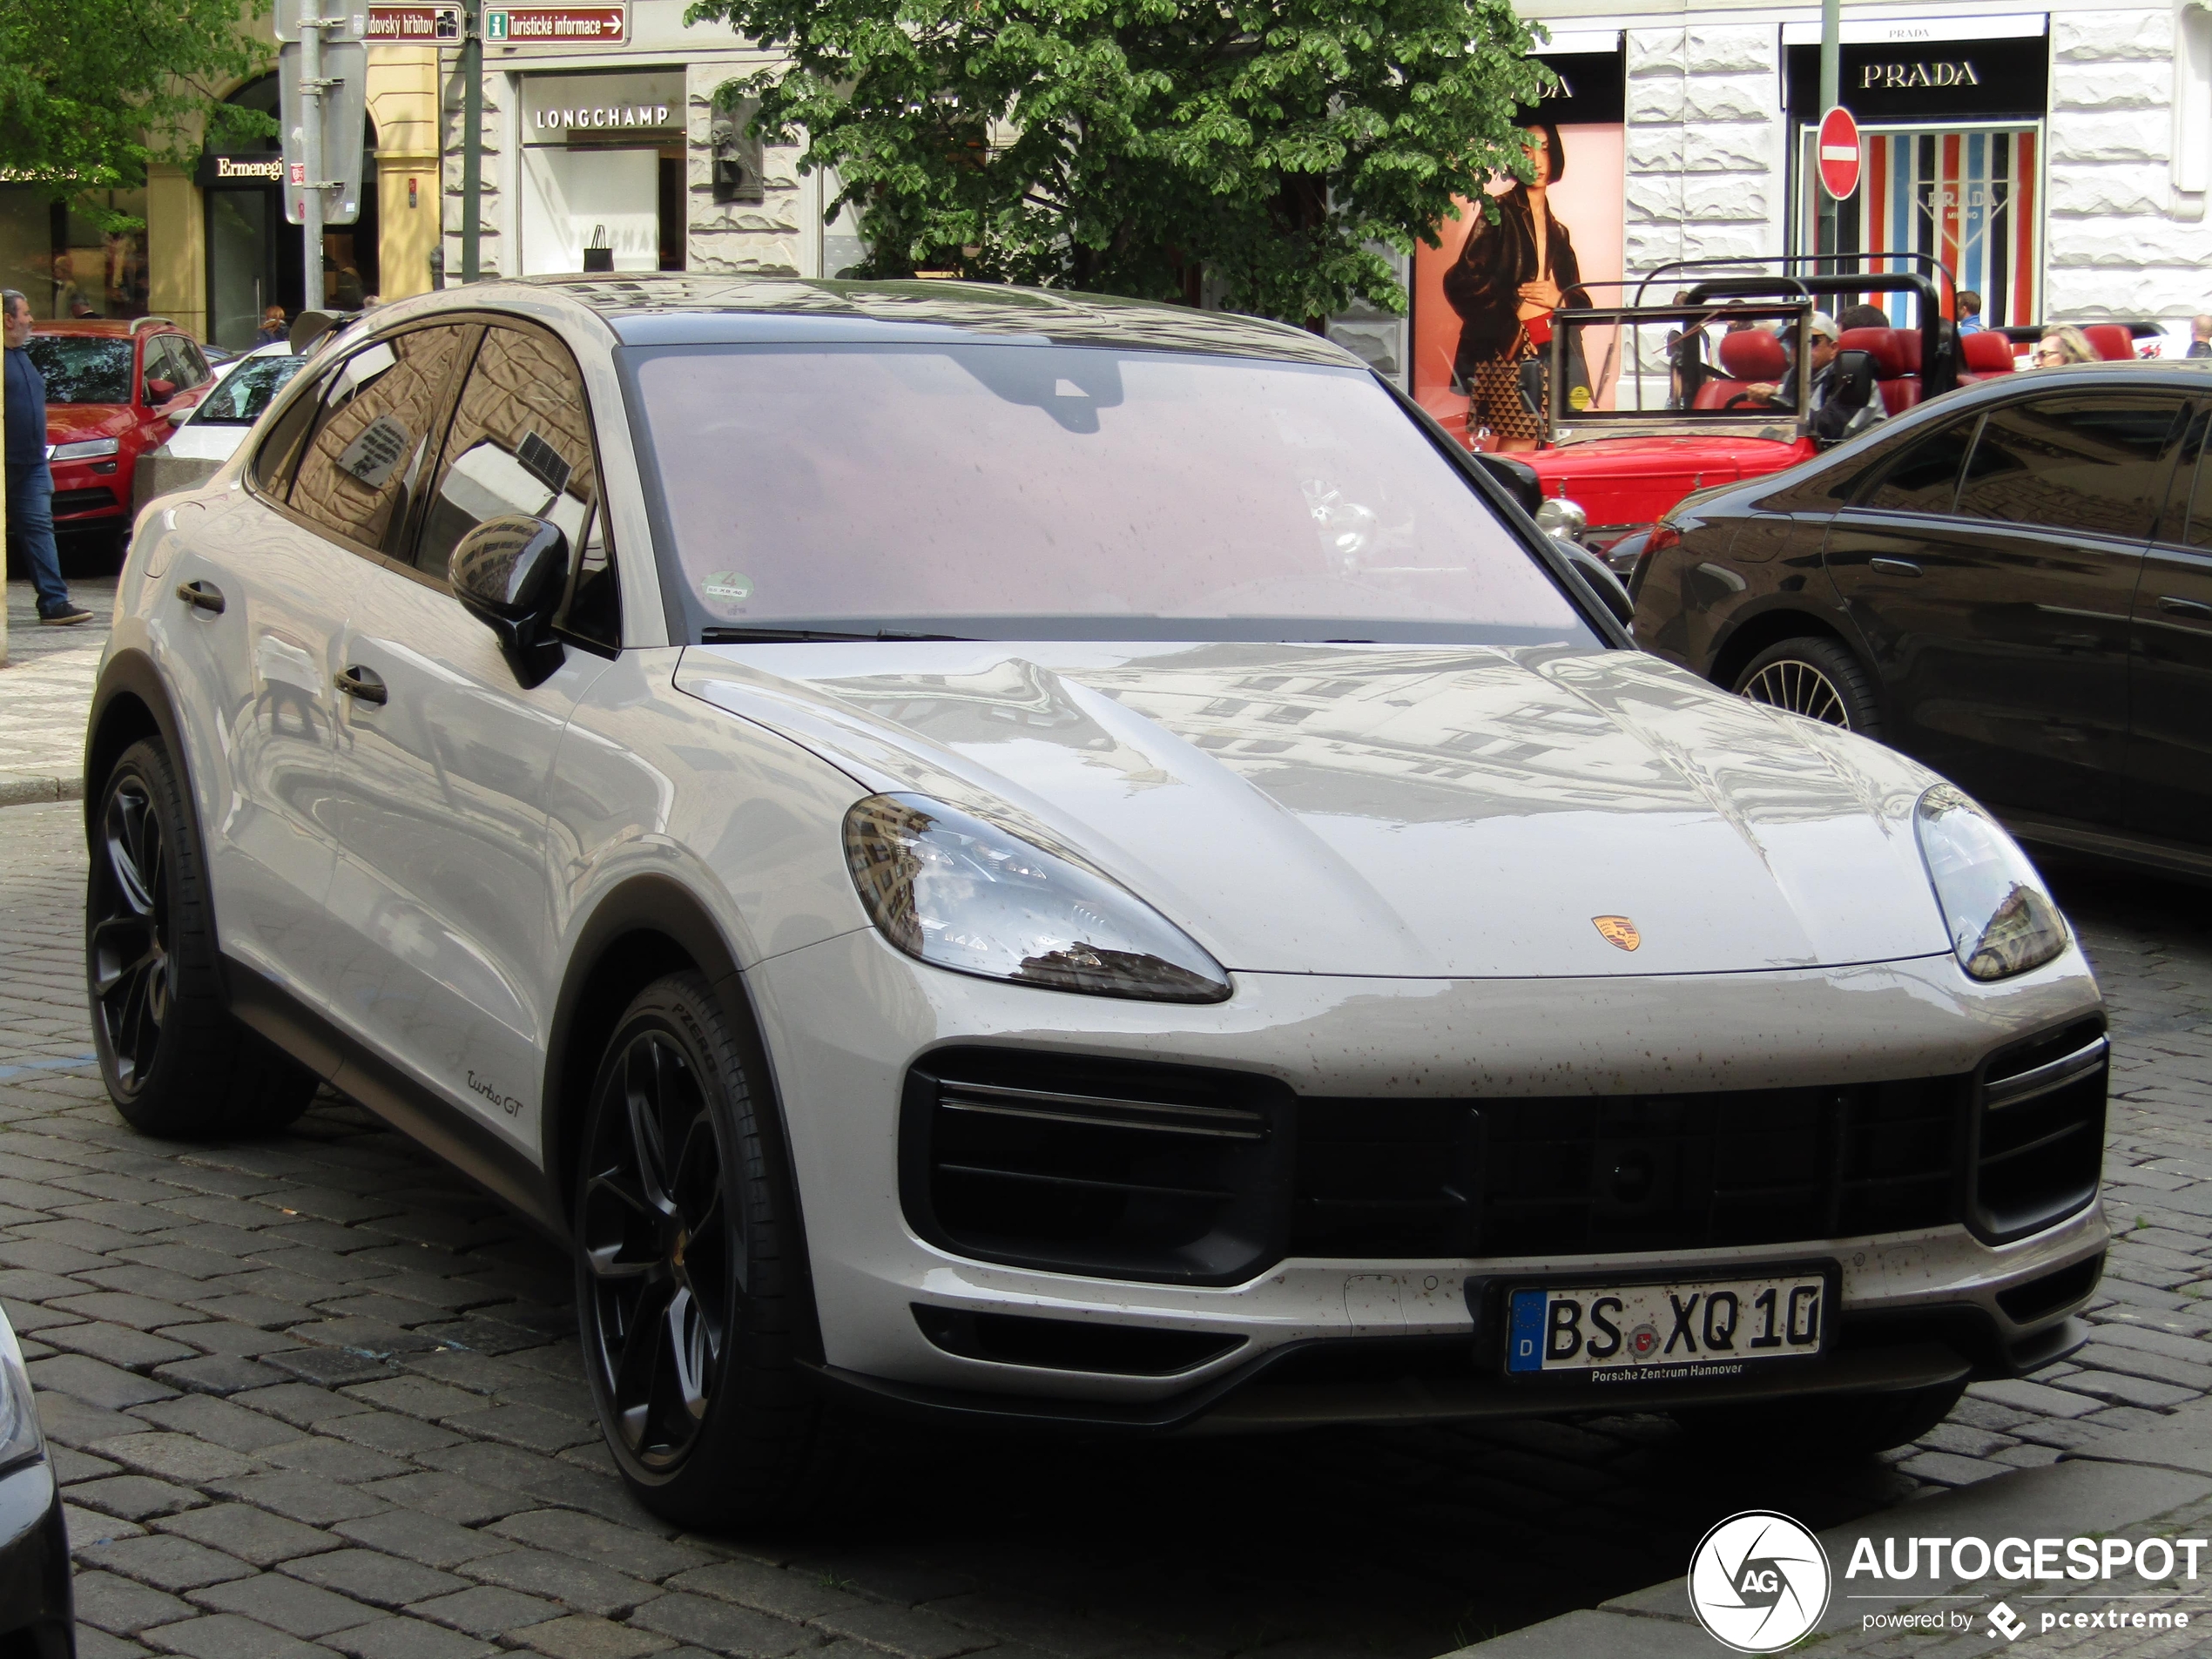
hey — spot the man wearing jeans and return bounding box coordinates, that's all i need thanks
[4,289,94,627]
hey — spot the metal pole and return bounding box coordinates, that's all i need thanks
[1817,0,1842,279]
[301,9,326,314]
[462,0,482,283]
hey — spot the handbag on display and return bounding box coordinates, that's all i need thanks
[583,225,613,273]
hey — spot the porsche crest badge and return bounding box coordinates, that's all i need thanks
[1593,915,1641,951]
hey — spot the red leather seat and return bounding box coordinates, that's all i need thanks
[2081,323,2136,361]
[1839,327,1919,412]
[1959,330,2016,381]
[1690,329,1791,410]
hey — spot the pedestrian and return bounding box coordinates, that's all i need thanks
[253,305,288,346]
[1744,313,1886,442]
[1957,290,1984,334]
[3,289,95,627]
[1838,303,1892,332]
[2189,314,2211,359]
[2032,325,2097,367]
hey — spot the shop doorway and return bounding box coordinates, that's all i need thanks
[1797,122,2043,328]
[202,74,379,350]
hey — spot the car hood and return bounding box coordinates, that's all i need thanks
[675,642,1955,978]
[45,405,133,443]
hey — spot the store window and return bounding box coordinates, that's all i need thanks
[519,71,687,275]
[1788,30,2047,329]
[0,185,152,320]
[200,74,379,350]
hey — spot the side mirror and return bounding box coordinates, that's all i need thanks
[1471,450,1545,517]
[450,515,569,688]
[1562,542,1636,628]
[145,378,177,403]
[1831,349,1877,412]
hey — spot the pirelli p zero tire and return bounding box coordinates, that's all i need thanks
[574,971,841,1527]
[1731,636,1885,738]
[86,738,318,1138]
[1676,1377,1967,1458]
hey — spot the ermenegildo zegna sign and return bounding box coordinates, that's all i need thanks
[521,71,684,145]
[195,152,287,186]
[1784,31,2049,119]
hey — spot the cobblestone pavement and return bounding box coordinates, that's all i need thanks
[2,799,2208,1659]
[1,577,116,801]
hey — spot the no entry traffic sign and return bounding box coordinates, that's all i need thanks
[1818,106,1861,201]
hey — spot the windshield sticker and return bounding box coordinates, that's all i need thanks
[335,414,412,490]
[701,570,753,609]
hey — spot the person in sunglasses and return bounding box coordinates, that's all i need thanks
[2032,325,2097,367]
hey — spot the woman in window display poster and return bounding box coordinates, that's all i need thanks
[1442,124,1591,452]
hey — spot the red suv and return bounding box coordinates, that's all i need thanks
[27,319,212,539]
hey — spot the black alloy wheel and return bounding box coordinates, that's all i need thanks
[1731,636,1884,738]
[580,1027,740,1472]
[85,738,316,1137]
[90,772,173,1095]
[573,972,838,1524]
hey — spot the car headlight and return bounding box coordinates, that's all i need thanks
[1914,785,2069,981]
[843,792,1231,1002]
[1534,496,1588,543]
[0,1308,44,1477]
[51,436,121,462]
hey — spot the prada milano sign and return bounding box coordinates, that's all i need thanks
[521,71,683,144]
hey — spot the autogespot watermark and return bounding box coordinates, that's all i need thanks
[1688,1511,1832,1652]
[1842,1527,2203,1642]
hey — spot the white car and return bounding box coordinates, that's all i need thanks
[132,343,307,513]
[91,278,2109,1524]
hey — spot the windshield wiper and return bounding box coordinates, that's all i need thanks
[698,626,974,644]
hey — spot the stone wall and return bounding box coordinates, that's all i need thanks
[2046,7,2212,324]
[1624,25,1785,281]
[439,64,509,281]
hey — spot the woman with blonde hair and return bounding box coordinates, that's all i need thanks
[2031,325,2097,366]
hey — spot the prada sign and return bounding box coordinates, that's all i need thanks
[521,71,684,145]
[1786,33,2046,118]
[1858,59,1981,89]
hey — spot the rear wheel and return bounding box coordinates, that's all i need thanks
[87,738,318,1136]
[1676,1378,1966,1458]
[574,972,841,1527]
[1731,636,1884,737]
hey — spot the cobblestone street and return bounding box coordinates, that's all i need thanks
[2,794,2209,1659]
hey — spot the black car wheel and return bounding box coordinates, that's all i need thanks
[87,738,318,1137]
[576,972,840,1525]
[1732,637,1884,737]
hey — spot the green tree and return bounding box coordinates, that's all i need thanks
[685,0,1554,321]
[0,0,273,226]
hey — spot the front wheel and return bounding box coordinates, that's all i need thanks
[574,972,840,1527]
[1731,636,1884,737]
[87,738,317,1137]
[1676,1378,1966,1458]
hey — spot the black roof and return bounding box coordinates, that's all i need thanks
[511,273,1360,365]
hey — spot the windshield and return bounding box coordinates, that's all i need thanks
[625,343,1593,646]
[192,354,305,425]
[24,336,135,404]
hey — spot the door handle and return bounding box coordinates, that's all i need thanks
[334,666,388,706]
[1869,557,1923,578]
[175,579,225,615]
[2156,595,2212,621]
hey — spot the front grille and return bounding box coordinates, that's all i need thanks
[1995,1253,2103,1324]
[900,1049,1294,1284]
[902,1034,2102,1284]
[51,486,119,517]
[912,1305,1245,1375]
[1293,1081,1965,1258]
[1972,1019,2107,1243]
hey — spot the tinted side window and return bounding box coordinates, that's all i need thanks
[2172,410,2212,551]
[415,325,600,585]
[1856,415,1979,514]
[251,361,327,495]
[175,338,212,389]
[288,325,476,556]
[1953,394,2186,540]
[140,337,182,400]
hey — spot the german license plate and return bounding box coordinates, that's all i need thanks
[1504,1268,1829,1380]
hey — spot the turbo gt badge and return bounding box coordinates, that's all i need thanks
[1593,915,1642,951]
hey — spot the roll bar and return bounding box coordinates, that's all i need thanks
[1631,255,1959,397]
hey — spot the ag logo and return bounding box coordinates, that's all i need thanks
[1687,1510,1831,1653]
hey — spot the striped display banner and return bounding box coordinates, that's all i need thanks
[1810,124,2042,327]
